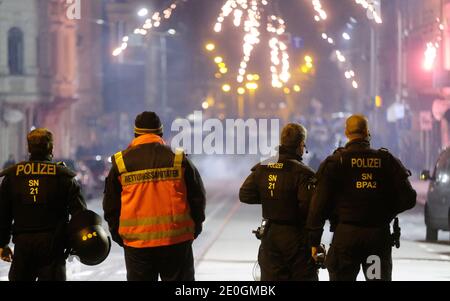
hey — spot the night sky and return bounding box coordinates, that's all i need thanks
[129,0,387,115]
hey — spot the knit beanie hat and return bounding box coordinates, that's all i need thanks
[134,111,163,136]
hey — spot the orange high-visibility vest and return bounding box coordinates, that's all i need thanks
[114,147,195,248]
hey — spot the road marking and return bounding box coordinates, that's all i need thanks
[203,195,230,228]
[440,255,450,260]
[395,257,450,262]
[199,258,256,264]
[425,248,435,253]
[195,201,241,267]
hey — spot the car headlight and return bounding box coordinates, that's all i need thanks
[438,173,450,184]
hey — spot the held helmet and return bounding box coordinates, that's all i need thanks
[67,210,111,266]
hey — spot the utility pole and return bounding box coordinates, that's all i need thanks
[370,23,380,133]
[159,34,168,116]
[396,0,403,104]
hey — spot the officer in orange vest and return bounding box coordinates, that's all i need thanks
[103,111,206,281]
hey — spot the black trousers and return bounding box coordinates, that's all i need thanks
[124,240,195,281]
[258,223,318,281]
[9,232,66,281]
[326,224,393,281]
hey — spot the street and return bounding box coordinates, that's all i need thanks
[2,0,450,284]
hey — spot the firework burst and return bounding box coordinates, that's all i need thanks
[213,0,291,88]
[212,0,382,89]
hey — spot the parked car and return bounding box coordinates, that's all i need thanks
[420,148,450,241]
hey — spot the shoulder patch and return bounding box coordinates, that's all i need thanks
[57,161,68,167]
[296,161,315,176]
[56,164,77,177]
[333,147,345,155]
[250,163,261,172]
[0,164,21,177]
[316,154,342,177]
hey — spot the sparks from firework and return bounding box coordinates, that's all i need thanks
[112,1,180,57]
[213,0,291,88]
[212,0,381,88]
[354,0,382,24]
[268,15,290,88]
[312,0,361,89]
[423,18,444,71]
[113,0,381,90]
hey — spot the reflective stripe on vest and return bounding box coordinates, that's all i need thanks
[116,149,194,248]
[174,148,184,168]
[120,225,195,243]
[120,212,193,227]
[114,152,128,174]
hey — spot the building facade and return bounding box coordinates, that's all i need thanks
[0,0,42,163]
[395,0,450,169]
[0,0,103,165]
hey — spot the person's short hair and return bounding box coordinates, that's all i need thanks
[280,123,307,148]
[27,128,53,156]
[345,114,369,140]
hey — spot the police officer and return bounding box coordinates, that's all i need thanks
[307,115,416,281]
[0,128,87,281]
[239,123,318,281]
[103,111,206,281]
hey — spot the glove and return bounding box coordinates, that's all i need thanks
[311,244,326,269]
[0,246,13,263]
[194,223,203,239]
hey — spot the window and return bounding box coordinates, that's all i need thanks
[8,27,24,75]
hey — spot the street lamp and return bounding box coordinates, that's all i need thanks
[222,84,231,93]
[245,82,258,90]
[138,8,149,17]
[205,43,216,52]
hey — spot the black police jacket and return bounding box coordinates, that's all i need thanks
[307,139,417,246]
[0,155,87,247]
[239,146,316,225]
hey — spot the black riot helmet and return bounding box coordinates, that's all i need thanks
[67,210,111,266]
